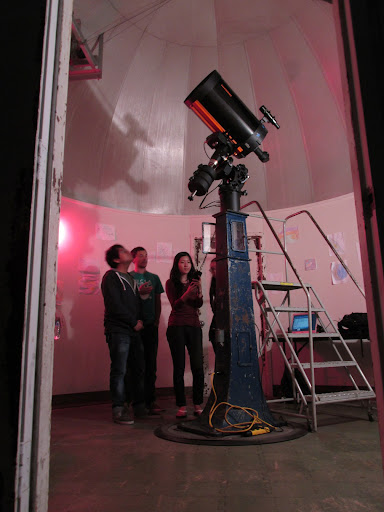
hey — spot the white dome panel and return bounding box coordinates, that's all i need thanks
[63,0,353,215]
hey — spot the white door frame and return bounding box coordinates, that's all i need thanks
[14,1,73,510]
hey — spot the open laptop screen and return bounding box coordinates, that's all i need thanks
[292,313,317,332]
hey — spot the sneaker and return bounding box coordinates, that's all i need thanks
[112,406,134,425]
[148,402,165,415]
[176,406,187,418]
[193,405,203,416]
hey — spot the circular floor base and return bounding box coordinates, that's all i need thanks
[154,418,308,446]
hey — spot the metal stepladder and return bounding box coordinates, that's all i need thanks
[242,201,376,432]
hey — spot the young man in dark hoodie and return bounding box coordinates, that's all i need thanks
[101,244,146,424]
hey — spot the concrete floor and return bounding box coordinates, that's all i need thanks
[49,395,384,512]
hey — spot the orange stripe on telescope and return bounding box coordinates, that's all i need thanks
[189,100,225,134]
[189,99,243,155]
[220,84,232,97]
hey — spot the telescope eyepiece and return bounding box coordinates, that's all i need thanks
[260,105,280,130]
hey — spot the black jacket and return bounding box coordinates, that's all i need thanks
[209,276,216,339]
[101,270,142,336]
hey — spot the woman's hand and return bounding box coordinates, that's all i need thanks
[191,278,202,298]
[183,279,202,300]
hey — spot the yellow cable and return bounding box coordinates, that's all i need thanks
[208,372,276,434]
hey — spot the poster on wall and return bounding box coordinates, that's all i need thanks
[96,223,116,241]
[278,226,299,245]
[156,242,173,263]
[305,258,317,271]
[78,258,101,294]
[327,232,345,257]
[331,261,349,285]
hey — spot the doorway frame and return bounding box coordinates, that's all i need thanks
[15,1,384,510]
[14,1,73,510]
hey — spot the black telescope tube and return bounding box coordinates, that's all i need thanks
[184,70,268,158]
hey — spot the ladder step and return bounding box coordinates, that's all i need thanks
[259,280,312,291]
[292,361,357,369]
[305,390,375,403]
[286,332,340,339]
[267,306,325,313]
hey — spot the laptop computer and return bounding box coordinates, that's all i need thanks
[291,312,317,333]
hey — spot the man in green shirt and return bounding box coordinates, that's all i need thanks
[130,247,165,414]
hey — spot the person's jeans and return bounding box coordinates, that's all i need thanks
[141,324,159,406]
[107,332,131,408]
[125,334,146,408]
[166,325,204,407]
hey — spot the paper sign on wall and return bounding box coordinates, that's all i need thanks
[78,258,101,294]
[305,258,317,271]
[96,223,116,241]
[278,226,299,244]
[156,242,173,263]
[331,261,349,285]
[327,232,345,257]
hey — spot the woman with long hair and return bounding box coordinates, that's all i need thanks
[165,252,204,418]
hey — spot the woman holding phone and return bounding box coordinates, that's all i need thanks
[165,252,204,418]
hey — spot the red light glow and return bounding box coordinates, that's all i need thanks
[58,219,67,248]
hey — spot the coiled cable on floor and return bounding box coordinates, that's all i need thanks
[208,372,277,435]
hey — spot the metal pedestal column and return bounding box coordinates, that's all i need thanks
[199,209,275,430]
[179,205,275,436]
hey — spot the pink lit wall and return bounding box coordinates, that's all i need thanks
[53,198,215,396]
[247,193,366,319]
[53,194,373,397]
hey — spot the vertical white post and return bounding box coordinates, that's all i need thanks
[14,1,73,511]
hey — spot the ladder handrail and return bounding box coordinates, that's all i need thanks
[241,200,317,413]
[284,210,366,299]
[242,202,374,431]
[240,201,311,300]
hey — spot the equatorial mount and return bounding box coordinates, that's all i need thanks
[187,132,251,211]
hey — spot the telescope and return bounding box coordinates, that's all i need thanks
[184,70,279,202]
[176,70,281,436]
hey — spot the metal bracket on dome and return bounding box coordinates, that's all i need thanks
[69,17,103,81]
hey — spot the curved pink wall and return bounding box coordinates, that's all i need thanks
[53,194,372,396]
